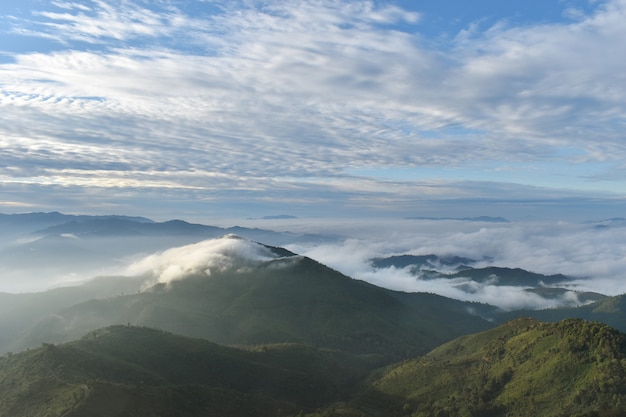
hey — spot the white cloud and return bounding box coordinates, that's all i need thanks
[282,218,626,309]
[126,234,291,286]
[0,0,625,215]
[27,0,183,44]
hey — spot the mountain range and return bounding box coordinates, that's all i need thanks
[371,254,607,306]
[0,212,337,292]
[0,235,495,364]
[0,325,369,417]
[2,212,626,416]
[3,318,626,416]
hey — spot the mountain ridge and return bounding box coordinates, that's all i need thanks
[0,325,369,417]
[0,236,495,363]
[329,317,626,417]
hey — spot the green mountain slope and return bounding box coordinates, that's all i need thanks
[5,319,626,417]
[336,318,626,417]
[10,252,496,364]
[0,275,145,354]
[0,325,369,417]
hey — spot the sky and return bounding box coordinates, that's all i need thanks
[1,0,625,221]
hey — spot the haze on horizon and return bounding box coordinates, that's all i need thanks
[0,0,625,221]
[0,212,625,312]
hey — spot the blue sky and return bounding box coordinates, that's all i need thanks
[1,0,625,221]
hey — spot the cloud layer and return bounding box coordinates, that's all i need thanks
[126,234,288,286]
[119,217,626,310]
[1,0,625,217]
[280,218,626,310]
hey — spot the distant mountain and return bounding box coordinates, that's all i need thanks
[0,275,146,354]
[446,266,572,287]
[334,318,626,417]
[0,211,153,229]
[371,255,601,306]
[588,217,626,229]
[33,218,333,246]
[35,218,223,237]
[405,216,510,222]
[1,236,496,363]
[0,212,153,241]
[371,254,477,271]
[525,287,606,304]
[502,294,626,334]
[247,215,299,220]
[0,215,339,292]
[0,325,369,417]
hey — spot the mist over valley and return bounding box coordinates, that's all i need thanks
[3,0,626,414]
[2,212,626,416]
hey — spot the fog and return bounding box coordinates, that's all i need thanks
[265,218,626,310]
[126,234,287,286]
[1,216,625,311]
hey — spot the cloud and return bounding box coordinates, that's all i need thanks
[126,234,292,286]
[0,0,625,216]
[282,218,626,310]
[19,0,186,45]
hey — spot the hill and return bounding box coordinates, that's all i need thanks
[0,275,146,354]
[33,218,332,246]
[3,236,496,364]
[326,318,626,417]
[5,318,626,417]
[370,255,604,307]
[446,266,571,287]
[502,294,626,333]
[0,213,338,292]
[0,325,369,417]
[370,254,476,271]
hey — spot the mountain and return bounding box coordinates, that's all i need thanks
[0,325,369,417]
[33,218,332,246]
[247,215,299,220]
[525,287,606,304]
[405,216,510,222]
[588,218,626,230]
[502,294,626,334]
[446,266,572,287]
[6,319,626,417]
[327,318,626,417]
[0,275,145,354]
[0,212,152,236]
[371,256,572,287]
[1,236,496,364]
[34,218,222,237]
[371,255,603,306]
[0,213,339,292]
[370,254,477,271]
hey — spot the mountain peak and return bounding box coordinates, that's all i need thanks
[127,234,298,286]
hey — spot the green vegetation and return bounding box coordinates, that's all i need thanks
[11,256,494,364]
[0,326,369,417]
[503,294,626,333]
[4,319,626,417]
[332,318,626,417]
[5,236,626,416]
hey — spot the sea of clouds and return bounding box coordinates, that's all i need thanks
[2,217,625,311]
[251,218,626,310]
[111,218,626,309]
